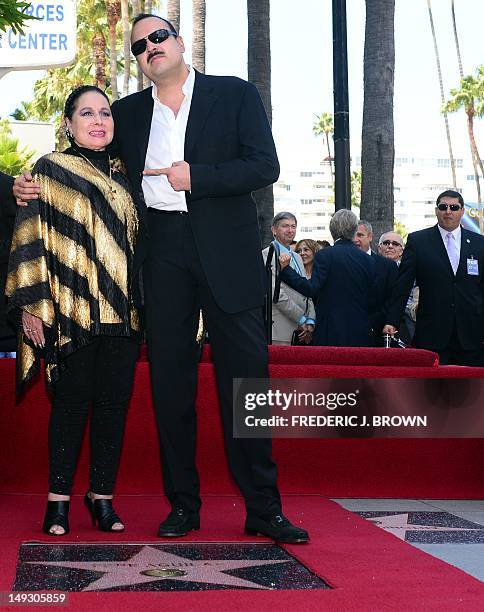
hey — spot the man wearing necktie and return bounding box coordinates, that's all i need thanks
[383,190,484,366]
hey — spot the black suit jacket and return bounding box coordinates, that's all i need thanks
[386,224,484,351]
[111,71,279,314]
[0,172,16,338]
[280,239,376,347]
[370,251,398,337]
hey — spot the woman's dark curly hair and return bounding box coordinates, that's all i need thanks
[64,85,110,120]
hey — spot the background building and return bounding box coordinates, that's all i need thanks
[275,153,482,241]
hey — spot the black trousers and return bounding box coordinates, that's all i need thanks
[49,336,139,495]
[437,325,483,367]
[144,210,280,518]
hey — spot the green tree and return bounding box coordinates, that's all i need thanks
[351,169,361,208]
[475,65,484,116]
[361,0,395,245]
[247,0,273,247]
[0,0,37,34]
[312,112,334,186]
[13,0,115,148]
[10,101,32,121]
[393,219,408,242]
[0,120,34,174]
[443,67,484,203]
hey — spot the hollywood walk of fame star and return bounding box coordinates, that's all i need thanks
[367,513,484,541]
[26,545,291,591]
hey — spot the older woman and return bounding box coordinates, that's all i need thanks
[295,239,321,279]
[7,86,142,535]
[279,210,376,347]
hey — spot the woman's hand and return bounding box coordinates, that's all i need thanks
[279,253,291,269]
[22,311,45,348]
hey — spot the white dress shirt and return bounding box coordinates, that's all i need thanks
[142,66,195,211]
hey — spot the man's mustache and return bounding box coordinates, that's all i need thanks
[148,51,166,63]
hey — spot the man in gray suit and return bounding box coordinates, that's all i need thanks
[262,212,315,344]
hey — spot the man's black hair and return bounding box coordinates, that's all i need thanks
[436,189,464,208]
[132,13,178,35]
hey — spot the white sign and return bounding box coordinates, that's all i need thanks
[0,1,77,70]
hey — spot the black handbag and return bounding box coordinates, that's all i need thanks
[291,298,311,346]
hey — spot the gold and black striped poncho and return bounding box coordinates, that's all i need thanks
[6,148,140,391]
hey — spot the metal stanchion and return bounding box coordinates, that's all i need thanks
[264,241,281,344]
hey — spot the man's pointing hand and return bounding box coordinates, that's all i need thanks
[143,161,191,191]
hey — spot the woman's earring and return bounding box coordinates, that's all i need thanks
[65,126,72,139]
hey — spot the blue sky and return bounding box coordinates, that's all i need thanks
[0,0,483,169]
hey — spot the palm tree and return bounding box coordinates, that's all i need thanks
[0,120,35,174]
[121,0,131,96]
[167,0,180,33]
[192,0,206,73]
[142,0,154,89]
[132,0,143,91]
[450,1,481,206]
[360,0,395,244]
[107,0,121,100]
[247,0,273,247]
[0,0,37,33]
[476,66,484,116]
[17,0,106,147]
[92,31,107,89]
[312,112,334,185]
[443,71,484,205]
[426,0,457,188]
[451,0,463,76]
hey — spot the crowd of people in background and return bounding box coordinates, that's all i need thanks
[2,181,483,367]
[268,189,484,367]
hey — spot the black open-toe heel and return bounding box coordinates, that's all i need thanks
[42,500,70,536]
[84,492,125,532]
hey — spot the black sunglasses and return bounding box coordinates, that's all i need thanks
[131,29,177,56]
[381,240,403,248]
[437,203,462,211]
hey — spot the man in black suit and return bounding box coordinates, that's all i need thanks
[354,220,398,344]
[384,190,484,365]
[114,15,308,542]
[279,209,376,347]
[0,172,16,352]
[378,231,418,344]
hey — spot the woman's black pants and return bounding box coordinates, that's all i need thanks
[48,336,139,496]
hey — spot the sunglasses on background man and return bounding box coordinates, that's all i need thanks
[380,240,403,248]
[436,203,463,212]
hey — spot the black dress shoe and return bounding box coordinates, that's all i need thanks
[245,513,309,543]
[158,507,200,537]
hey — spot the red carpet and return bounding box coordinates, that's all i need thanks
[0,494,483,610]
[1,346,484,609]
[1,352,484,497]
